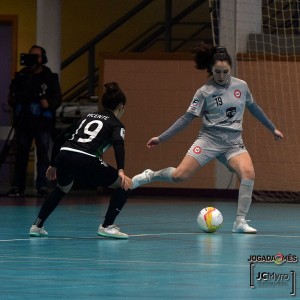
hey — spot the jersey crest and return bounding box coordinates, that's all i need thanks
[120,128,125,139]
[234,89,241,98]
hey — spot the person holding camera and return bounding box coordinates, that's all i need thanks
[8,45,61,197]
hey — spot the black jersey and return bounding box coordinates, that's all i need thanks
[52,110,125,170]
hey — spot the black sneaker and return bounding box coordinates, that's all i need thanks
[8,187,24,197]
[37,187,49,197]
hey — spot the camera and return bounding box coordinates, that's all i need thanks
[20,53,39,66]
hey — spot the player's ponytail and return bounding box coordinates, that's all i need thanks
[192,43,232,75]
[102,82,126,110]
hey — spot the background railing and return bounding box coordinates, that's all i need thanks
[60,0,210,102]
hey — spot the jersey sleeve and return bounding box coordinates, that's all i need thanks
[158,112,196,143]
[112,125,126,170]
[247,101,276,132]
[244,83,275,132]
[158,90,202,142]
[245,83,254,106]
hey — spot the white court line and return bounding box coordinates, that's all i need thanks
[0,232,300,242]
[0,254,249,267]
[130,232,300,238]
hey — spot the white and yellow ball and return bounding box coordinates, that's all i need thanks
[197,207,223,233]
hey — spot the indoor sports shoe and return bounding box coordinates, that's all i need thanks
[29,225,48,237]
[97,225,129,239]
[232,220,257,234]
[131,169,154,189]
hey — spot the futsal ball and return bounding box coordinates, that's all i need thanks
[197,207,223,233]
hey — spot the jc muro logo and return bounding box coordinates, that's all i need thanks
[256,272,290,282]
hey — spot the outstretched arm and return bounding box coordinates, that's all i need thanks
[147,112,196,148]
[247,101,283,140]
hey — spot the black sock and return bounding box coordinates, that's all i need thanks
[102,188,131,227]
[33,187,66,228]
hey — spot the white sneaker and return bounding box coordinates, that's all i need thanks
[29,225,48,237]
[97,225,129,239]
[232,220,257,234]
[131,169,154,189]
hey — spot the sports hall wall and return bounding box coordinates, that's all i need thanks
[100,54,296,192]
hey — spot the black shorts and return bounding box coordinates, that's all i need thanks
[55,150,119,188]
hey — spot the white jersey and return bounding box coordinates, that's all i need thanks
[187,76,254,132]
[158,75,275,145]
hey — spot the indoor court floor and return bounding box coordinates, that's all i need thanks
[0,193,299,299]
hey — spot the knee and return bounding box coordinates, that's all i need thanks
[241,168,255,181]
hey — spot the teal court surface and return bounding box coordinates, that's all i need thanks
[0,193,299,299]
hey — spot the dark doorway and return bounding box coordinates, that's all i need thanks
[0,15,18,186]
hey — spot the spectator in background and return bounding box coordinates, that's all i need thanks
[8,45,61,197]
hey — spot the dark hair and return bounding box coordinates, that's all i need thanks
[102,82,126,110]
[192,43,232,75]
[30,45,48,64]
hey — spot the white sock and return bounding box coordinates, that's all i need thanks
[152,167,175,182]
[236,179,254,222]
[132,167,175,189]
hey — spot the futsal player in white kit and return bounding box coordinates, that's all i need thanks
[132,44,284,233]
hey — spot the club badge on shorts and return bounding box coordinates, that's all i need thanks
[193,146,202,154]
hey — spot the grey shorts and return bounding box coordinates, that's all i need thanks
[187,132,247,167]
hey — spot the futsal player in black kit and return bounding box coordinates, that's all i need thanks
[29,82,132,239]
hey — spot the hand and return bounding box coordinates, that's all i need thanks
[40,99,49,109]
[118,170,132,191]
[147,136,160,148]
[46,166,57,180]
[273,129,283,140]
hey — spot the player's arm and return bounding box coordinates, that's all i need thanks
[147,112,196,148]
[112,126,125,171]
[113,144,131,190]
[111,126,131,189]
[148,92,203,148]
[246,101,283,140]
[117,169,132,191]
[112,140,125,172]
